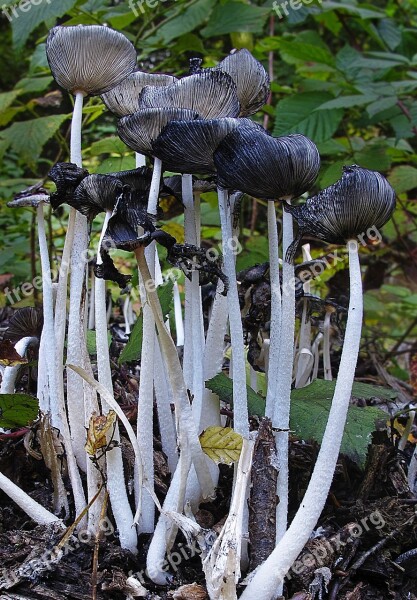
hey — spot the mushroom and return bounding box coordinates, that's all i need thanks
[46,24,137,525]
[240,166,396,600]
[214,127,320,551]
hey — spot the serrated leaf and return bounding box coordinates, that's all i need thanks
[11,0,79,48]
[377,19,402,51]
[118,314,143,365]
[366,96,398,118]
[201,2,269,37]
[199,426,242,465]
[157,0,216,44]
[291,379,398,403]
[388,166,417,194]
[316,94,376,110]
[278,40,335,67]
[205,373,265,416]
[0,90,20,114]
[0,114,69,167]
[290,397,387,468]
[0,394,39,429]
[89,136,128,156]
[274,92,343,143]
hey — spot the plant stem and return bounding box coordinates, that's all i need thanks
[273,203,295,555]
[241,240,363,600]
[217,188,249,439]
[0,471,63,526]
[0,337,37,394]
[265,200,281,419]
[95,211,137,553]
[323,310,333,381]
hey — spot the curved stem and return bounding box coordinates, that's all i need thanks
[217,188,249,439]
[0,337,37,394]
[0,471,63,526]
[241,240,363,600]
[265,200,282,419]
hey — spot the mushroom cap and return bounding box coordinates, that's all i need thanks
[214,49,270,117]
[46,25,137,96]
[3,307,43,344]
[48,162,89,210]
[285,165,396,261]
[214,127,320,200]
[152,117,260,175]
[101,71,177,116]
[137,70,240,119]
[117,107,199,156]
[108,166,153,193]
[72,174,125,220]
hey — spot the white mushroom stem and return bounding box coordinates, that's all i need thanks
[0,471,63,526]
[398,407,415,452]
[173,281,185,347]
[408,444,417,495]
[265,200,281,419]
[95,211,137,553]
[182,174,204,425]
[147,157,162,217]
[295,244,313,388]
[217,187,249,439]
[273,201,295,557]
[323,310,333,381]
[0,337,37,394]
[241,239,363,600]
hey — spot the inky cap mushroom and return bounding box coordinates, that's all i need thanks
[48,162,89,210]
[46,25,137,96]
[284,165,396,262]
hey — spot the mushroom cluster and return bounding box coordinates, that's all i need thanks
[3,22,397,600]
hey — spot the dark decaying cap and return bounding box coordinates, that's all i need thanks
[48,162,89,210]
[137,70,240,119]
[285,165,397,262]
[3,307,43,343]
[214,127,320,200]
[152,117,259,175]
[214,49,270,117]
[101,71,177,116]
[117,107,199,156]
[108,166,153,193]
[46,25,137,96]
[72,174,125,220]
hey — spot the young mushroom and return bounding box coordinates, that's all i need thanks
[241,166,396,600]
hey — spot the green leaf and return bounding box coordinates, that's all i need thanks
[118,281,173,365]
[319,160,346,188]
[86,330,112,355]
[157,0,216,44]
[366,96,398,118]
[353,141,392,171]
[201,2,269,37]
[316,94,376,110]
[0,114,69,167]
[278,40,335,67]
[377,19,402,51]
[89,136,127,156]
[14,76,53,94]
[0,394,39,428]
[11,0,79,48]
[0,90,20,114]
[205,373,265,416]
[388,166,417,193]
[290,397,386,467]
[119,314,143,365]
[291,379,398,403]
[274,92,343,143]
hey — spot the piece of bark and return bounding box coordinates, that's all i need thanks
[248,417,278,571]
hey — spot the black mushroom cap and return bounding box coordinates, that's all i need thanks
[284,165,397,263]
[117,107,199,157]
[3,307,43,343]
[108,166,153,193]
[152,117,261,175]
[46,25,137,96]
[72,174,126,220]
[101,71,177,116]
[214,127,320,200]
[137,70,240,119]
[48,162,89,210]
[214,49,270,117]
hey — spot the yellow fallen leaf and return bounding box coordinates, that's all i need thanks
[199,426,243,465]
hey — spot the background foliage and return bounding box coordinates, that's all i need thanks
[0,0,416,376]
